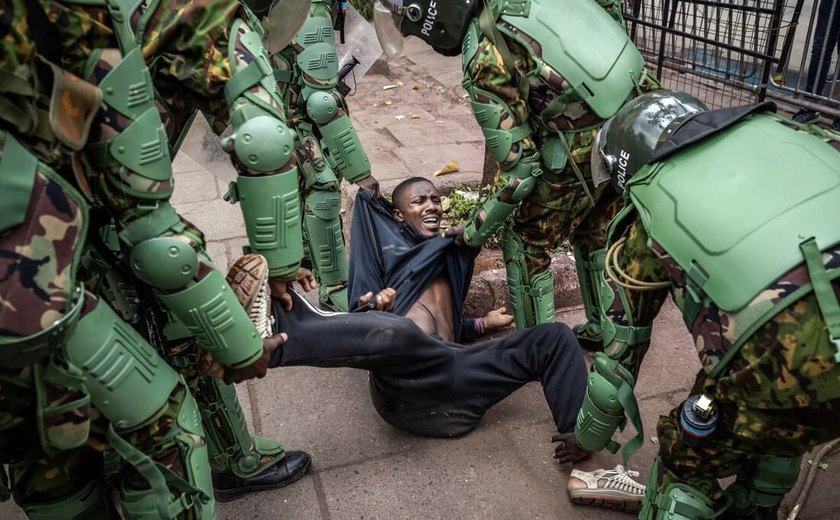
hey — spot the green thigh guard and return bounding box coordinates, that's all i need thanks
[64,299,214,519]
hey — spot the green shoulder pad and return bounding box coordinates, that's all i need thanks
[500,0,644,118]
[629,114,840,312]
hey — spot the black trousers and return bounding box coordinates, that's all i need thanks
[270,292,587,438]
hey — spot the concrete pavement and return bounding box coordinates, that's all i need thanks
[3,35,839,520]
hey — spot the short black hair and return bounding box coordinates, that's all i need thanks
[391,177,435,210]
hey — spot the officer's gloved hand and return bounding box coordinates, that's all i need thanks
[356,175,381,198]
[200,333,286,383]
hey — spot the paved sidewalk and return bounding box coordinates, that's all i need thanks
[4,37,838,520]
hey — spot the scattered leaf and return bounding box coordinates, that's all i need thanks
[411,113,421,120]
[412,84,421,90]
[434,160,460,176]
[383,98,392,106]
[382,84,399,90]
[395,115,405,120]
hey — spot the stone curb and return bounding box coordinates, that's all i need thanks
[463,254,582,318]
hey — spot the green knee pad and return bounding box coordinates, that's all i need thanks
[303,189,348,292]
[640,459,718,520]
[726,456,802,515]
[501,230,555,329]
[572,246,606,343]
[118,388,215,520]
[196,375,284,477]
[22,480,117,520]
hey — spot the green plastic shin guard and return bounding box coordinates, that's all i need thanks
[502,231,555,328]
[572,247,605,345]
[196,375,284,477]
[304,190,349,311]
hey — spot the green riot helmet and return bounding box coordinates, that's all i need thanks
[373,0,480,58]
[245,0,312,53]
[591,90,708,193]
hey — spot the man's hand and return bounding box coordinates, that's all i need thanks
[357,287,397,312]
[441,225,466,246]
[269,268,317,310]
[356,175,381,198]
[200,333,287,384]
[483,306,514,331]
[551,432,589,464]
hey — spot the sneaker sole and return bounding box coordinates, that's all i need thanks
[225,254,269,310]
[213,456,312,503]
[568,489,643,513]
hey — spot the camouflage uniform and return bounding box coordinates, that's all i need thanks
[460,0,660,330]
[268,0,375,311]
[0,0,297,516]
[598,114,840,513]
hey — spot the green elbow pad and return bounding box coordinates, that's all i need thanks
[230,169,304,279]
[320,115,371,183]
[157,270,263,368]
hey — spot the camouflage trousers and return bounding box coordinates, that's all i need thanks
[496,138,623,277]
[608,217,840,501]
[0,367,194,509]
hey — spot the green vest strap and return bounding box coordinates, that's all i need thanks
[617,378,643,463]
[478,0,529,97]
[225,61,264,107]
[273,69,294,84]
[0,134,38,232]
[801,238,840,362]
[611,323,652,346]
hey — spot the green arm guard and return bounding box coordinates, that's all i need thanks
[463,157,542,247]
[317,111,372,184]
[157,270,263,369]
[574,352,644,462]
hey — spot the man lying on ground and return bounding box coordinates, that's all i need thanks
[213,180,647,511]
[348,177,513,342]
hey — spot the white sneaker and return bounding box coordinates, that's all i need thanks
[225,253,274,339]
[567,464,646,513]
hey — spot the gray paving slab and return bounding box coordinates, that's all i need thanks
[385,119,482,147]
[216,474,322,520]
[170,167,221,206]
[392,142,485,177]
[249,365,425,471]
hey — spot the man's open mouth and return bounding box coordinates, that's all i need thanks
[421,214,441,230]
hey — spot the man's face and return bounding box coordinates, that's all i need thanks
[394,181,442,238]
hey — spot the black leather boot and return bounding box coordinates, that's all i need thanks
[212,451,312,502]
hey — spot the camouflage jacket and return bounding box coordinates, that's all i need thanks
[605,119,840,409]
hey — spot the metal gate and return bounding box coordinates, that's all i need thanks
[625,0,840,121]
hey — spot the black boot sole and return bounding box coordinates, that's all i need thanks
[213,457,312,503]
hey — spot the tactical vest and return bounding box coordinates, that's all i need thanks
[626,113,840,376]
[490,0,645,120]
